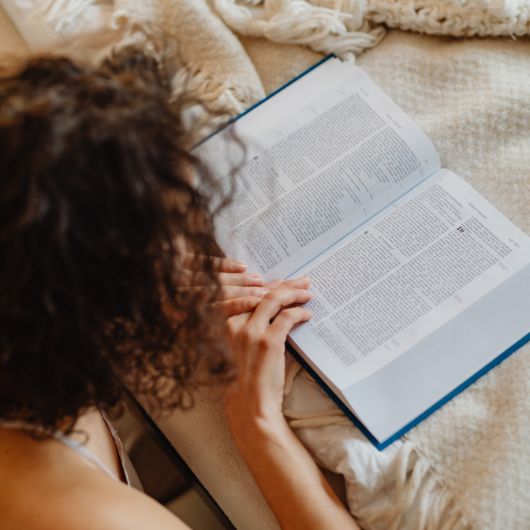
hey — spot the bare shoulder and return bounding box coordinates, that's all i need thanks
[60,479,192,530]
[0,423,191,530]
[1,461,190,530]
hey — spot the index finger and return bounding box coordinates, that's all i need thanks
[248,289,312,331]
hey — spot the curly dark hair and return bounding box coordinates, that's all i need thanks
[0,47,235,434]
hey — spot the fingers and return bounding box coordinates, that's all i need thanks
[178,285,270,301]
[269,277,310,290]
[226,284,312,333]
[218,272,264,287]
[184,254,247,273]
[215,297,261,317]
[179,269,263,287]
[227,310,254,335]
[218,277,309,296]
[220,285,270,301]
[268,306,313,338]
[249,288,313,331]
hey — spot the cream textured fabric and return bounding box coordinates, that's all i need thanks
[110,0,265,115]
[279,31,530,530]
[212,0,386,60]
[213,0,530,59]
[365,0,530,37]
[3,2,530,529]
[6,0,530,64]
[1,0,265,115]
[144,386,280,530]
[0,2,27,54]
[0,0,114,50]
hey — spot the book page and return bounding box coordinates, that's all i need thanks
[195,66,441,281]
[222,57,358,140]
[289,170,530,395]
[345,261,530,443]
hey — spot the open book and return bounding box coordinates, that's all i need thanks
[195,56,530,450]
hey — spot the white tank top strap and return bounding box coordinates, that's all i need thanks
[0,417,142,490]
[54,429,121,482]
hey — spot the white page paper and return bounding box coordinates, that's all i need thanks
[196,66,441,281]
[231,57,358,140]
[343,262,530,442]
[289,170,530,396]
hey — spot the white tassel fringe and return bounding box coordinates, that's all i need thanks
[213,0,385,60]
[365,0,530,38]
[110,12,255,117]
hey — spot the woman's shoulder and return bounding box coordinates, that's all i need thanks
[5,477,190,530]
[50,475,190,530]
[0,428,189,530]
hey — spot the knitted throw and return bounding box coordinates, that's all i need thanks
[7,0,530,68]
[280,32,530,530]
[213,0,530,59]
[0,0,266,115]
[4,2,530,529]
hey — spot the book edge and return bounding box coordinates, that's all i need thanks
[286,330,530,451]
[194,54,336,148]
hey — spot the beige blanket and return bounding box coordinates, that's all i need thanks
[275,32,530,530]
[3,2,530,528]
[214,0,530,59]
[358,32,530,530]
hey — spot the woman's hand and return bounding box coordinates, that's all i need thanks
[224,278,312,434]
[181,254,271,317]
[222,278,360,530]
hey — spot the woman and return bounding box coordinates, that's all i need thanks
[0,47,359,530]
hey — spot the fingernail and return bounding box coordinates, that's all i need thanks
[230,260,247,271]
[250,288,270,298]
[293,277,310,288]
[269,279,283,289]
[248,274,264,286]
